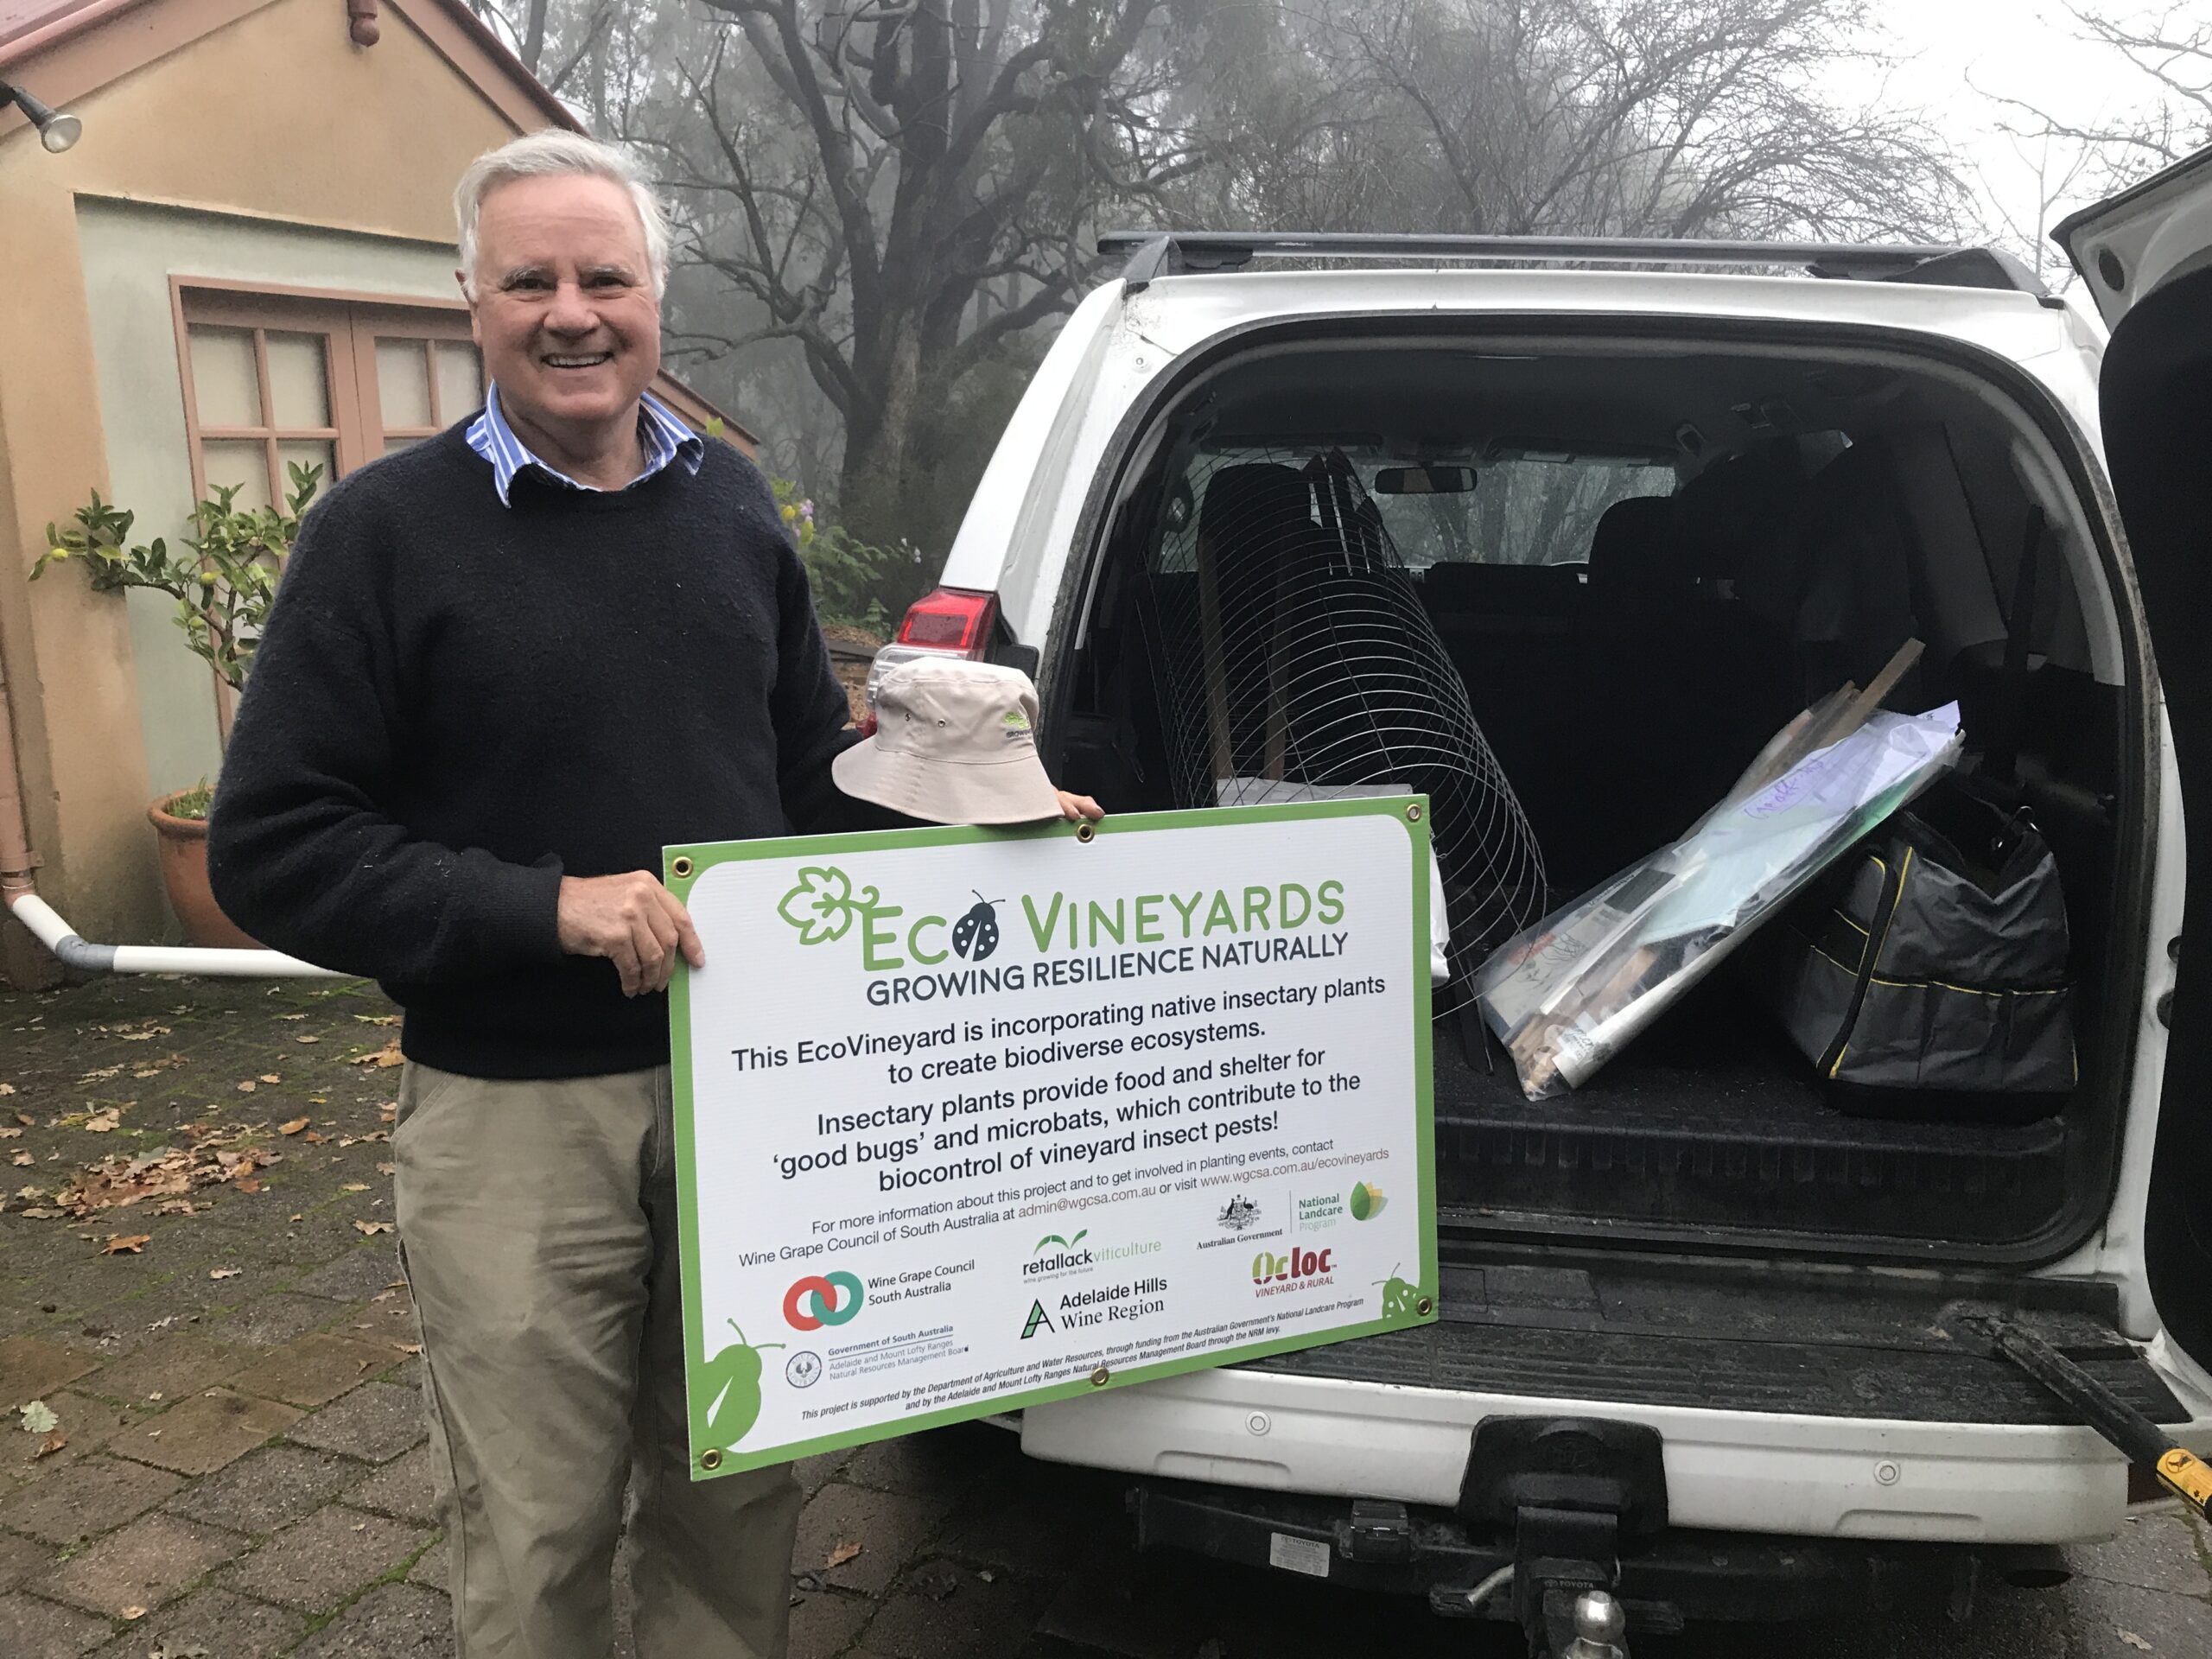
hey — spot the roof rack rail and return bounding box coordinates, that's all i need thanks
[1098,232,2046,297]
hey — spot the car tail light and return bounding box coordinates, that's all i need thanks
[898,588,998,654]
[863,588,1001,718]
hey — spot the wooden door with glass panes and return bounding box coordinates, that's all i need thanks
[175,287,485,727]
[179,291,363,510]
[351,307,483,457]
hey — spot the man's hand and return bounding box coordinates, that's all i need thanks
[556,873,704,996]
[1056,790,1104,822]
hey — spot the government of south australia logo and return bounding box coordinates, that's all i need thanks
[783,1270,865,1332]
[777,866,875,945]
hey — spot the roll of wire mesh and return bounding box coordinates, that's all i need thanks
[1133,445,1548,1013]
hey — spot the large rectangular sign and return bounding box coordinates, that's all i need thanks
[666,798,1437,1478]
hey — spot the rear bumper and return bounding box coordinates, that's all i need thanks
[1022,1362,2212,1543]
[1126,1478,2007,1628]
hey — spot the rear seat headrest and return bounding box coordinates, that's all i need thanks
[1586,494,1694,602]
[1196,463,1313,556]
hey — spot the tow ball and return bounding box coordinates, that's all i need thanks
[1452,1569,1629,1658]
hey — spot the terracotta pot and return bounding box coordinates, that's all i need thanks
[148,793,261,950]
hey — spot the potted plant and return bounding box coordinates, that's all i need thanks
[35,464,319,946]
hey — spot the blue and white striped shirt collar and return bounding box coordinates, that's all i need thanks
[465,382,704,506]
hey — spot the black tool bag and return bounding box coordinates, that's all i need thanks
[1757,785,2075,1104]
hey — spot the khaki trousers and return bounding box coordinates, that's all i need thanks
[395,1061,800,1659]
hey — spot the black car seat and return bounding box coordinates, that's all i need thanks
[1784,445,1929,709]
[1582,490,1803,873]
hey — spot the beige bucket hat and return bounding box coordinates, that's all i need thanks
[834,658,1064,824]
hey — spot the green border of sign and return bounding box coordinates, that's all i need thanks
[664,797,1436,1478]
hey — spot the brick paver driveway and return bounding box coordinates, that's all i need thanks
[0,973,2204,1657]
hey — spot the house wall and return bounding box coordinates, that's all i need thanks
[0,0,529,978]
[76,199,466,799]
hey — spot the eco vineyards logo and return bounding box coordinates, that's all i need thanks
[783,1270,866,1332]
[777,866,874,945]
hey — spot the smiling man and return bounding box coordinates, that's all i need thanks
[207,131,874,1659]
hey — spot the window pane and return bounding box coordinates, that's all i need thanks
[201,439,271,510]
[435,342,483,421]
[376,340,434,429]
[385,436,419,457]
[188,327,261,428]
[276,440,335,502]
[264,333,331,429]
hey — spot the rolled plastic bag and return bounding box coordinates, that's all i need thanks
[1472,696,1964,1099]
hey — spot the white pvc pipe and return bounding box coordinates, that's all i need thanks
[6,891,345,978]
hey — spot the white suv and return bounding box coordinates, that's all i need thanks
[863,154,2212,1651]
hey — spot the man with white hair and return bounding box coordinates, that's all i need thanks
[207,129,999,1656]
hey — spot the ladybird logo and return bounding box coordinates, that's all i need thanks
[783,1270,866,1332]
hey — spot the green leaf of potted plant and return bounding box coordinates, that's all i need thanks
[35,462,320,946]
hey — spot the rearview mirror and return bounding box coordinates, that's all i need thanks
[1373,465,1476,495]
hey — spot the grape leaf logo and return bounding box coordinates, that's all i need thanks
[777,866,876,945]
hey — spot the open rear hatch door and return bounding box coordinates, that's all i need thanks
[2057,143,2212,1376]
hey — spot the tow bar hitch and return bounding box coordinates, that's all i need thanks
[1440,1417,1668,1656]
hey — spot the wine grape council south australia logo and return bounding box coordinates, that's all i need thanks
[785,1270,866,1332]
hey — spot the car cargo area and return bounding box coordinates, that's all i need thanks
[1051,332,2146,1261]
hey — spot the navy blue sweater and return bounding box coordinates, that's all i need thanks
[209,422,866,1077]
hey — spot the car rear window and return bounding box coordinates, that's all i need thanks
[1154,448,1676,572]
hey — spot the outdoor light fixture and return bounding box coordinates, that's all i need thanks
[0,79,81,153]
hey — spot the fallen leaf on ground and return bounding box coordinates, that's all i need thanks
[103,1234,151,1254]
[14,1111,31,1125]
[276,1014,307,1021]
[0,1084,14,1096]
[308,1096,327,1105]
[11,1152,29,1167]
[0,1127,18,1139]
[354,1014,402,1026]
[235,1177,262,1195]
[279,1118,309,1136]
[352,1040,404,1067]
[84,1110,119,1134]
[397,1342,423,1355]
[35,1429,66,1459]
[340,1183,369,1192]
[117,1027,168,1041]
[119,1604,145,1618]
[235,1081,257,1095]
[208,1268,241,1280]
[303,1131,326,1144]
[2118,1633,2153,1653]
[825,1541,862,1568]
[259,1074,281,1084]
[378,1163,396,1176]
[353,1220,394,1235]
[295,1035,321,1045]
[17,1401,57,1434]
[76,1065,123,1084]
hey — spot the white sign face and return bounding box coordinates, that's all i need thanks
[666,799,1436,1477]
